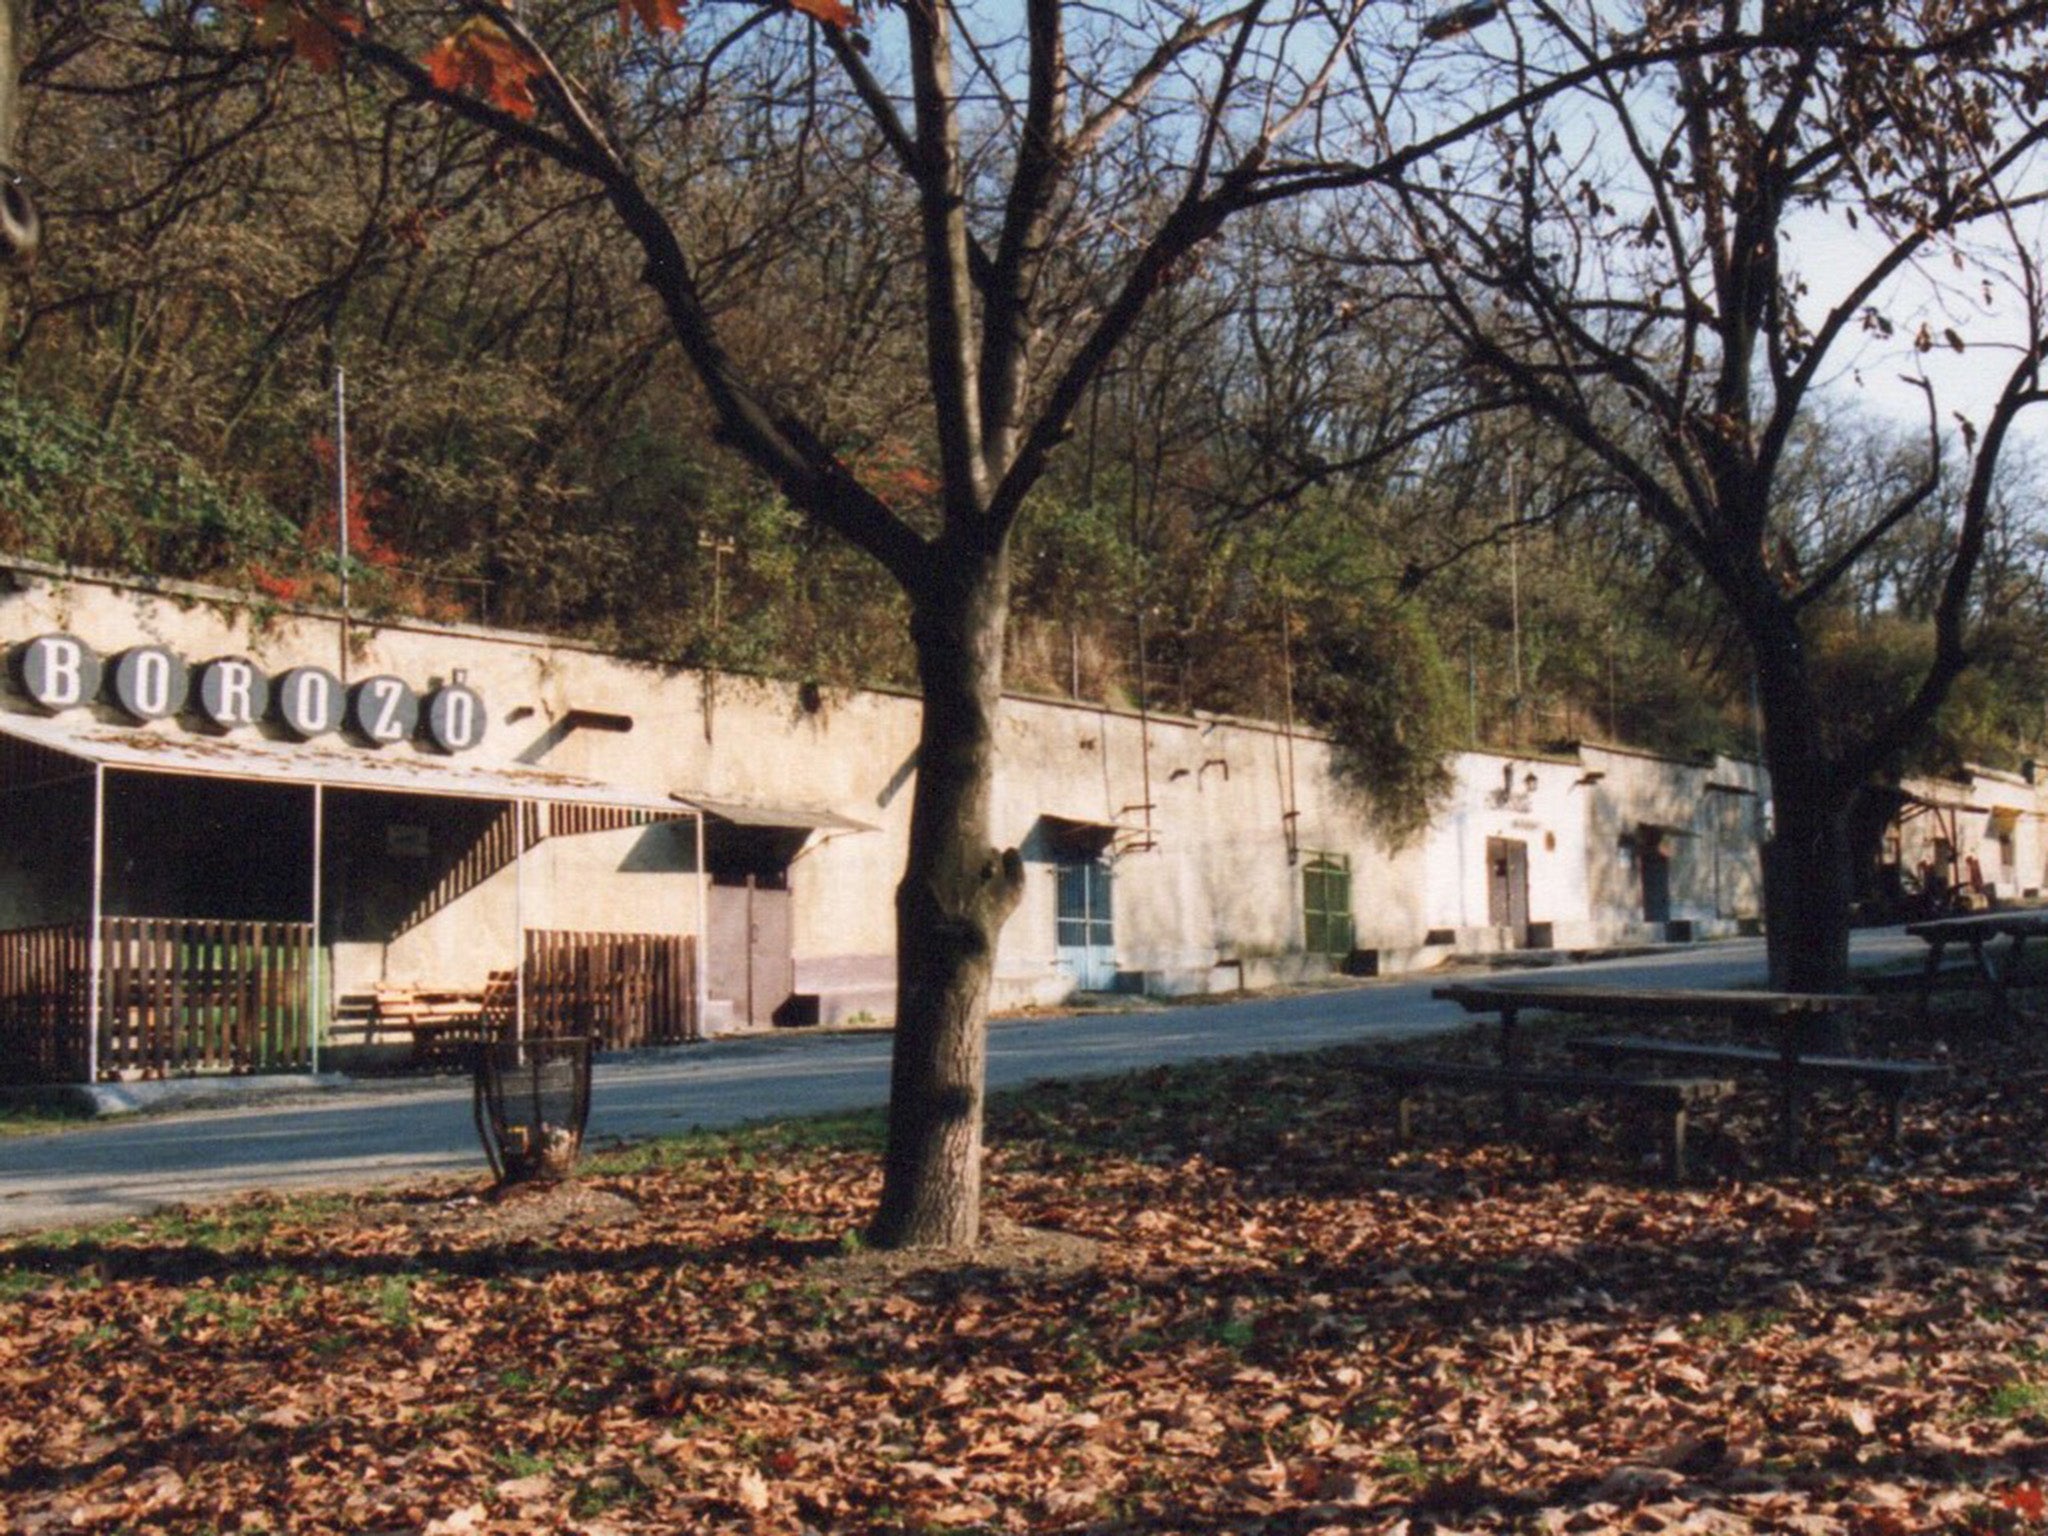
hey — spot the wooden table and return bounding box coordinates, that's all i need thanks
[1433,981,1882,1164]
[1904,910,2048,1024]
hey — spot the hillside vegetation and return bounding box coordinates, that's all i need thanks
[3,0,2044,786]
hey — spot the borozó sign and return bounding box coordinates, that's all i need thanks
[10,635,487,754]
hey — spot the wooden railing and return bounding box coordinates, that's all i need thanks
[0,921,91,1084]
[523,929,697,1048]
[97,918,317,1077]
[1,919,694,1085]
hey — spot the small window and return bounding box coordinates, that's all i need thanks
[1303,852,1353,958]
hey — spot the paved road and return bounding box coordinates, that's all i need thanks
[0,930,1924,1235]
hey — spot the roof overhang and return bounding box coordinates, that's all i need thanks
[1037,813,1118,859]
[673,794,876,834]
[0,709,686,815]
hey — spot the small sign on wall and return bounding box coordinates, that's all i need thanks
[386,823,431,858]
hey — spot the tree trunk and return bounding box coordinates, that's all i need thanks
[1750,615,1856,1006]
[869,547,1024,1250]
[0,0,32,332]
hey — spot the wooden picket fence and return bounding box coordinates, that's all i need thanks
[0,917,315,1084]
[98,918,316,1077]
[0,921,91,1083]
[522,929,697,1048]
[0,919,694,1084]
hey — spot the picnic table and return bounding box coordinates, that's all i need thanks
[1430,981,1927,1166]
[1903,909,2048,1025]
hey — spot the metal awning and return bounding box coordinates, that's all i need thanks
[1987,805,2024,833]
[0,709,686,814]
[673,794,875,833]
[1038,813,1119,858]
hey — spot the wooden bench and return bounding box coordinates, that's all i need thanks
[371,984,493,1068]
[1434,981,1881,1165]
[1357,1059,1735,1181]
[1566,1035,1944,1148]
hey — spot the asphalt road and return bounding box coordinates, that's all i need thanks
[0,929,1925,1235]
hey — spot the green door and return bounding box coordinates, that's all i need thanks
[1303,853,1353,959]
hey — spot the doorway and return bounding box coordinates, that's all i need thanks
[706,873,794,1028]
[1056,858,1117,991]
[1638,826,1672,925]
[1486,837,1531,945]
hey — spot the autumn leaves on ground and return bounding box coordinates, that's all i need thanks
[6,1004,2048,1536]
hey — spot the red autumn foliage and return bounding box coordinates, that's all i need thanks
[243,0,361,74]
[619,0,687,38]
[420,19,546,121]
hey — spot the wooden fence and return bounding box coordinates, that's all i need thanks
[0,918,316,1084]
[0,921,91,1084]
[98,918,316,1077]
[523,929,697,1048]
[1,920,694,1084]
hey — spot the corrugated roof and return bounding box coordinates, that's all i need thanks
[0,709,687,814]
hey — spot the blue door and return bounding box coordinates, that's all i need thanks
[1056,859,1116,991]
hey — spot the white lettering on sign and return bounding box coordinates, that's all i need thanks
[110,647,189,720]
[196,657,268,729]
[16,634,102,712]
[275,666,342,739]
[9,636,488,754]
[423,683,486,754]
[348,676,419,745]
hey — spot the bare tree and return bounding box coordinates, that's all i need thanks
[206,0,1787,1246]
[1372,0,2048,993]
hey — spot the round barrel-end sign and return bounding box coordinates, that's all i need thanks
[274,666,343,739]
[348,675,420,746]
[423,682,486,754]
[15,633,103,713]
[194,656,271,730]
[109,646,189,721]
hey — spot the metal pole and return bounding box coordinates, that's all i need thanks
[693,809,709,1040]
[309,783,324,1077]
[1508,469,1524,748]
[1279,594,1301,863]
[335,366,350,620]
[513,802,527,1043]
[86,764,105,1086]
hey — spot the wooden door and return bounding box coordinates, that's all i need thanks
[1639,830,1672,924]
[1486,837,1530,944]
[706,876,795,1028]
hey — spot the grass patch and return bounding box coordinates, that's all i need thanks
[0,1095,94,1138]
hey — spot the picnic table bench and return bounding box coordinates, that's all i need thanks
[1904,910,2048,1025]
[1565,1035,1942,1149]
[1431,981,1901,1165]
[1358,1057,1735,1180]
